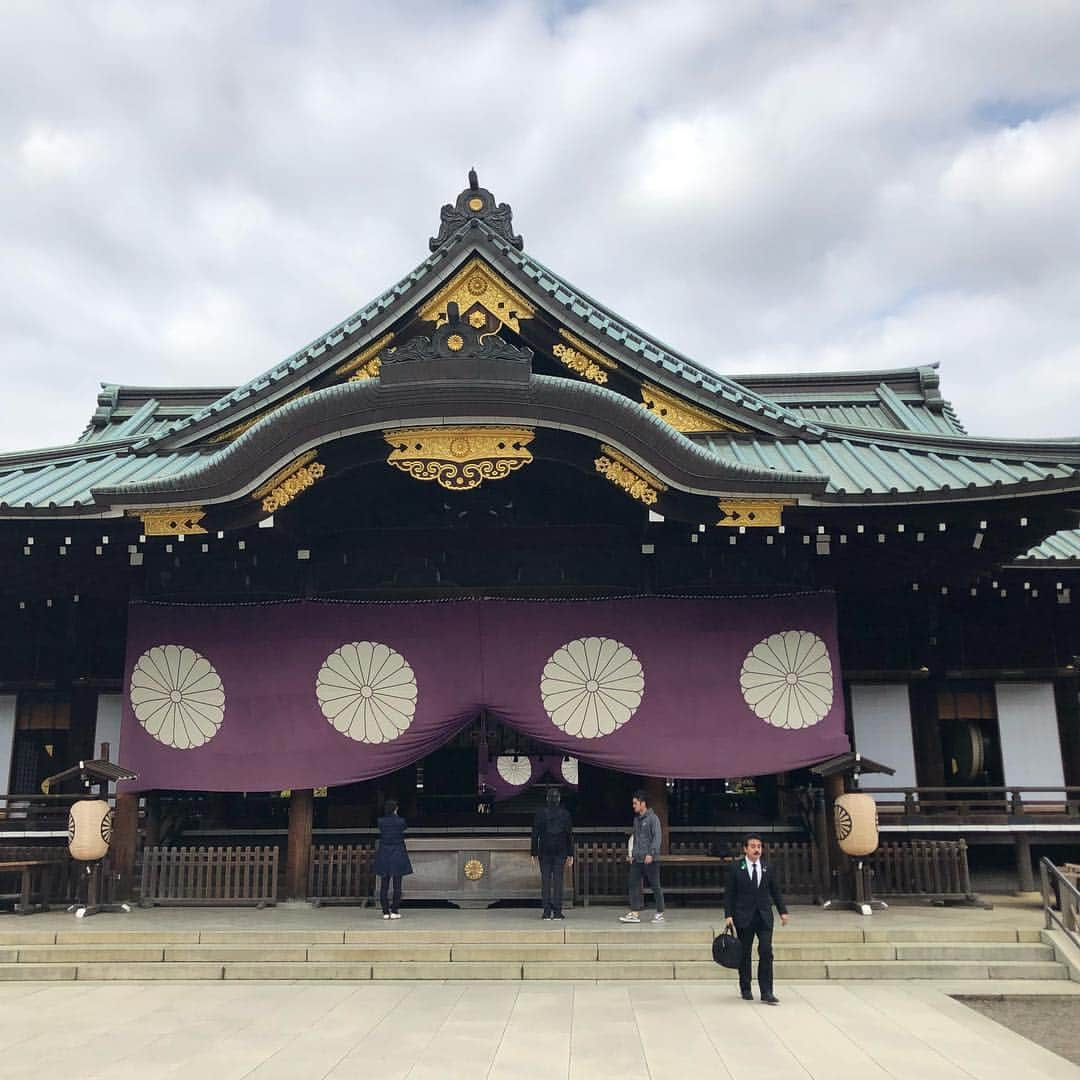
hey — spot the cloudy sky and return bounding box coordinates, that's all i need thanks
[2,0,1080,452]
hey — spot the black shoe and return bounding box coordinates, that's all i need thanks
[741,991,753,1001]
[541,912,553,920]
[761,995,780,1006]
[552,912,565,920]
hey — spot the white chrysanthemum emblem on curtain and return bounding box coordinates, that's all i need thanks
[316,641,417,744]
[561,757,579,785]
[540,636,644,739]
[130,644,225,749]
[496,756,531,786]
[739,630,834,730]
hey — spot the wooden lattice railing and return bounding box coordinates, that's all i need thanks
[863,839,973,900]
[139,845,278,907]
[307,843,375,905]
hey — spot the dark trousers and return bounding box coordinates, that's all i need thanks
[540,855,566,915]
[737,913,774,997]
[379,874,402,914]
[628,860,665,913]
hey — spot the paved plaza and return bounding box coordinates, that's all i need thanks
[1,976,1078,1079]
[0,898,1078,1077]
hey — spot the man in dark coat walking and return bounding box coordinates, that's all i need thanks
[531,788,574,919]
[374,799,413,918]
[724,833,788,1004]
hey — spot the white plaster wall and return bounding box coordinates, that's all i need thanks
[995,681,1065,799]
[0,695,16,797]
[93,693,123,764]
[849,683,917,800]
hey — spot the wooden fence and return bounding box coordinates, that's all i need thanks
[864,839,973,900]
[139,846,279,907]
[576,839,819,906]
[307,843,375,905]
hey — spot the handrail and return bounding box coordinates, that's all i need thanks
[859,786,1080,818]
[1040,857,1080,950]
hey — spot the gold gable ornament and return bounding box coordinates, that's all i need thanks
[553,329,617,386]
[715,499,790,528]
[252,451,326,514]
[385,427,534,492]
[641,383,746,434]
[336,331,395,381]
[419,257,534,334]
[594,446,666,507]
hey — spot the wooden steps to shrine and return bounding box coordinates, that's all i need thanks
[0,925,1069,982]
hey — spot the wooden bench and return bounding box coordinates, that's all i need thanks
[0,860,59,914]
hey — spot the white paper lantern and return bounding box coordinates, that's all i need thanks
[68,800,113,862]
[834,792,879,857]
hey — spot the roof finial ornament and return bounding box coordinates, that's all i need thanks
[430,171,523,252]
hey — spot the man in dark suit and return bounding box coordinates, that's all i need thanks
[530,788,574,919]
[724,833,788,1004]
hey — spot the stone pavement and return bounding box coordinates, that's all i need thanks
[1,897,1078,1076]
[0,977,1078,1079]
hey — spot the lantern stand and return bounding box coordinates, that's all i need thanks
[810,752,893,916]
[41,758,138,919]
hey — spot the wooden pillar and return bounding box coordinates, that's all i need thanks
[285,788,314,900]
[1014,834,1035,893]
[644,777,670,855]
[110,793,139,901]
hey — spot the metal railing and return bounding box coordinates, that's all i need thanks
[1040,857,1080,950]
[859,786,1080,820]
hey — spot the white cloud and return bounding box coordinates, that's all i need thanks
[1,0,1079,452]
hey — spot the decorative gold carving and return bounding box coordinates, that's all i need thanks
[384,426,534,492]
[464,858,485,880]
[209,390,311,444]
[251,451,326,513]
[641,382,746,434]
[715,499,791,527]
[447,333,465,352]
[138,507,208,536]
[467,197,484,211]
[553,344,608,384]
[468,310,487,329]
[419,257,534,333]
[594,445,666,506]
[557,329,616,370]
[336,331,395,381]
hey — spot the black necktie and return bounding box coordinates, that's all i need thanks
[752,864,759,887]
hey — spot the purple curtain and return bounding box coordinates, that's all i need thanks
[119,594,849,792]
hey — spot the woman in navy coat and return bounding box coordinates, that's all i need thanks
[374,799,413,918]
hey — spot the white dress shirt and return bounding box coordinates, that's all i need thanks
[746,859,762,885]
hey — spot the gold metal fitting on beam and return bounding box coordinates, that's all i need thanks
[594,445,666,506]
[641,382,746,434]
[252,450,326,514]
[715,499,790,527]
[138,507,208,536]
[384,426,534,492]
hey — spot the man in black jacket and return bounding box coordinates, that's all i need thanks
[531,788,574,919]
[724,834,788,1004]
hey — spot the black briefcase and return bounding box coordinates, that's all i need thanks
[711,926,743,969]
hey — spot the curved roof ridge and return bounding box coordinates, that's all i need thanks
[484,230,822,437]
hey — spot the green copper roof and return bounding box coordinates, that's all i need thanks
[1016,528,1080,563]
[694,431,1080,502]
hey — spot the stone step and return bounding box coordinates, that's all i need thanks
[823,960,1068,980]
[17,945,166,963]
[893,944,1055,962]
[524,962,675,980]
